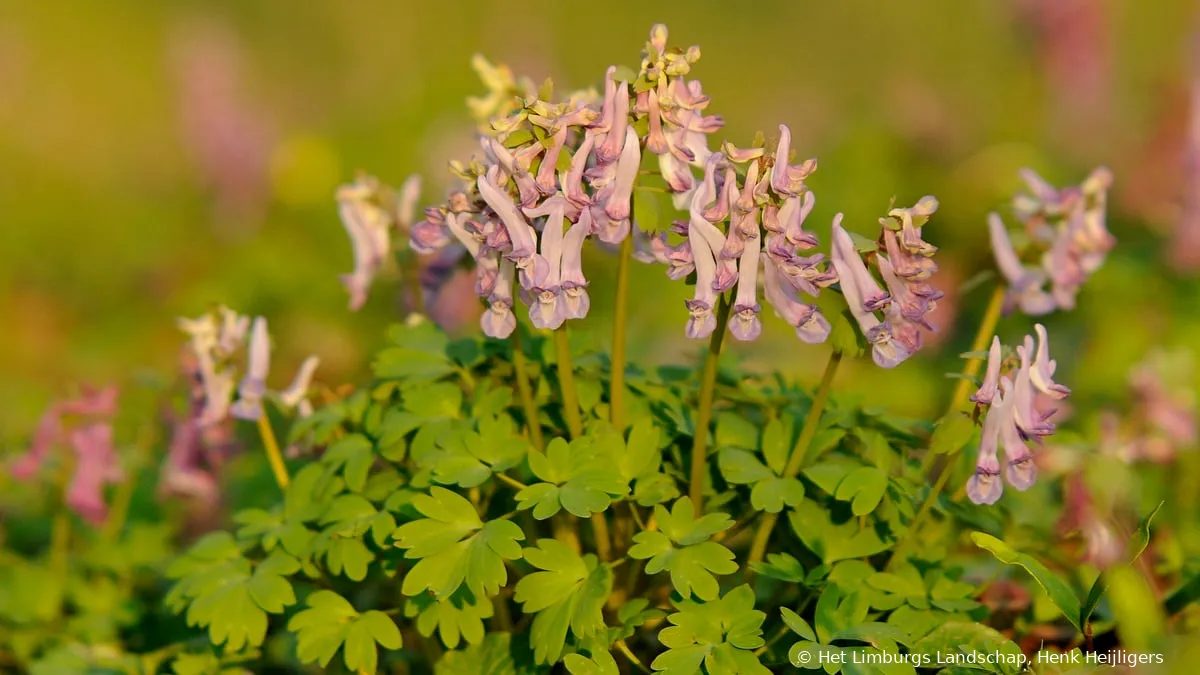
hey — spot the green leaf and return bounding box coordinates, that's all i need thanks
[780,607,816,642]
[434,633,543,675]
[749,477,805,513]
[789,500,890,564]
[833,468,888,516]
[517,437,628,519]
[718,449,773,484]
[653,585,770,675]
[394,487,523,598]
[761,417,789,475]
[373,322,456,383]
[971,532,1082,631]
[405,590,493,648]
[828,311,863,356]
[912,622,1024,675]
[628,498,738,600]
[1081,501,1164,627]
[514,540,613,664]
[928,412,977,456]
[289,591,402,673]
[749,553,806,583]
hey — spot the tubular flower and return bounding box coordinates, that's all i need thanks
[989,167,1114,316]
[336,174,420,311]
[179,308,320,425]
[831,217,910,368]
[965,325,1072,504]
[9,386,123,525]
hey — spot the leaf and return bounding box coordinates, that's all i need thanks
[833,467,888,516]
[434,633,543,675]
[373,322,456,383]
[629,498,738,600]
[749,553,806,583]
[789,499,890,564]
[928,412,977,456]
[514,540,613,664]
[394,487,523,598]
[517,437,628,519]
[405,590,493,648]
[718,449,773,484]
[749,477,805,513]
[761,417,789,475]
[971,532,1081,631]
[780,607,816,642]
[652,585,770,675]
[912,622,1024,675]
[1081,501,1164,627]
[289,591,402,673]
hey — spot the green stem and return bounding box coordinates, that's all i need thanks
[102,424,156,542]
[688,295,733,510]
[891,284,1006,570]
[616,640,652,674]
[404,254,425,317]
[746,350,842,572]
[610,232,635,430]
[554,328,583,438]
[511,329,544,451]
[591,512,612,562]
[256,412,290,490]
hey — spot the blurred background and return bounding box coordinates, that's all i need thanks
[3,0,1200,444]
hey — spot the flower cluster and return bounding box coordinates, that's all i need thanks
[389,25,942,365]
[988,167,1114,315]
[176,306,320,425]
[336,174,422,311]
[830,198,943,367]
[966,324,1071,504]
[1098,348,1197,464]
[9,386,123,524]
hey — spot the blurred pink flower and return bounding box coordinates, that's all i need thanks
[170,16,275,229]
[8,386,123,525]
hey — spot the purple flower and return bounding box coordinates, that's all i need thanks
[559,212,592,320]
[967,402,1004,505]
[728,235,762,341]
[478,169,548,289]
[988,213,1056,316]
[596,79,630,164]
[10,387,123,524]
[482,259,518,338]
[829,217,890,312]
[279,355,320,417]
[529,203,566,329]
[831,217,909,368]
[769,125,817,197]
[1012,340,1057,439]
[411,209,452,255]
[762,255,831,343]
[1030,324,1070,399]
[970,336,1003,406]
[336,176,394,311]
[231,317,270,421]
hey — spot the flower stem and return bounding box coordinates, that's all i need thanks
[891,284,1006,570]
[945,285,1006,426]
[610,233,635,430]
[746,349,842,571]
[256,412,290,490]
[553,327,607,558]
[688,294,733,510]
[511,329,544,451]
[102,424,157,542]
[554,328,583,438]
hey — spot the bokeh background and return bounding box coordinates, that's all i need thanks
[4,0,1200,445]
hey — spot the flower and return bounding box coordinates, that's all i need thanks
[965,325,1072,504]
[989,167,1114,316]
[179,308,320,425]
[9,386,123,524]
[336,174,413,311]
